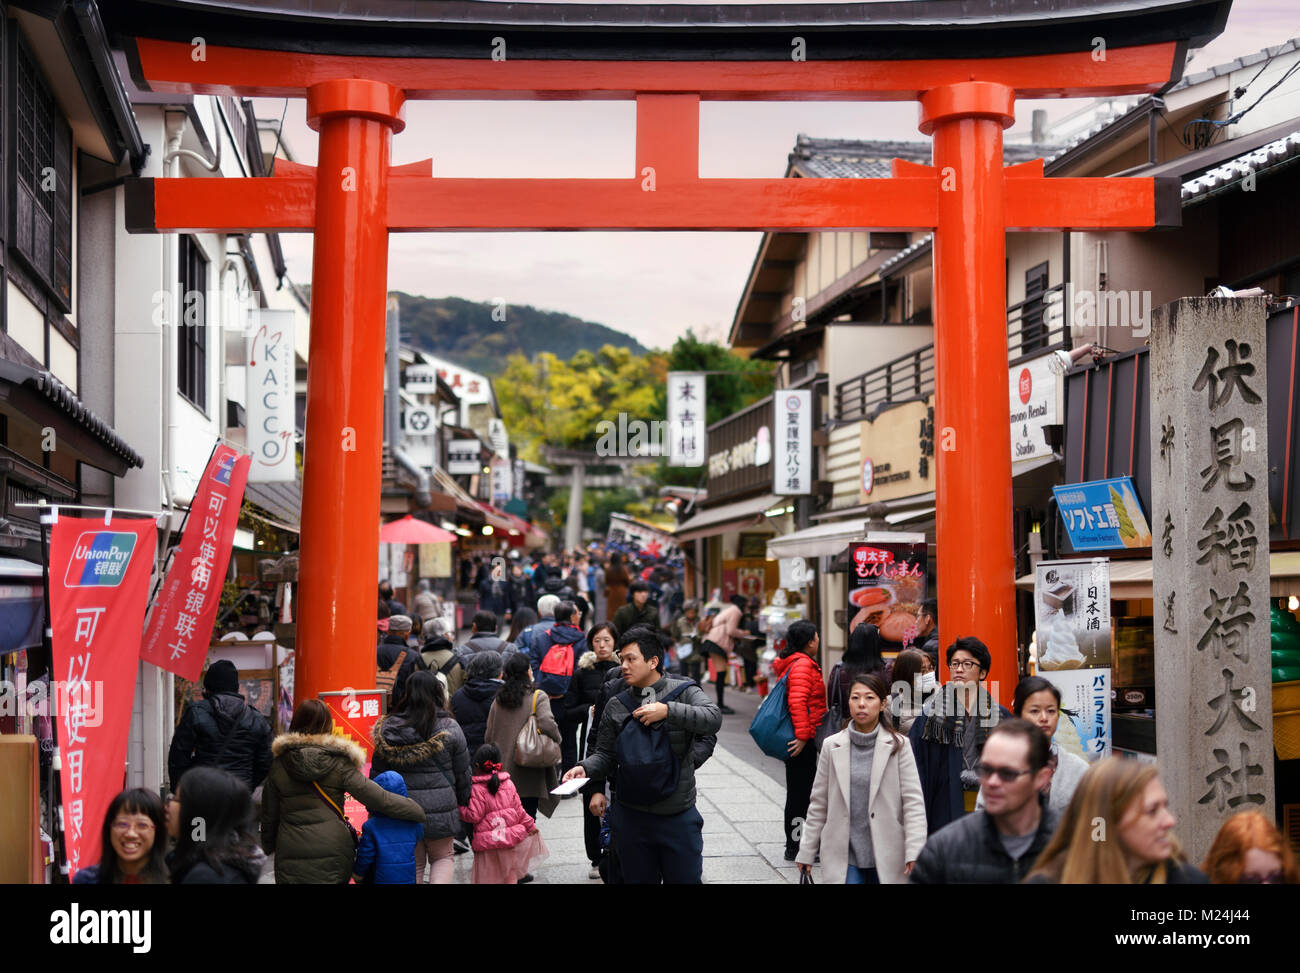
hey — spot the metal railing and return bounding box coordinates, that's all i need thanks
[836,283,1069,421]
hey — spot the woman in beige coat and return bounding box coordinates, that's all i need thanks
[485,653,561,820]
[796,672,927,884]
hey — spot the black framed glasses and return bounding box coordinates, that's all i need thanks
[975,762,1033,782]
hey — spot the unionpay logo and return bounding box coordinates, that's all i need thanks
[65,532,137,587]
[213,452,236,486]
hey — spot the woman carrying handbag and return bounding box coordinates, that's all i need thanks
[795,672,927,884]
[485,653,563,820]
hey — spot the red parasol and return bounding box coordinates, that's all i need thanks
[379,515,457,544]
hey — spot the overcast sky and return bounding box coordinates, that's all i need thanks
[259,0,1297,351]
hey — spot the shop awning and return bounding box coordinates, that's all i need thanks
[430,465,484,517]
[1016,552,1300,600]
[674,492,783,543]
[766,519,871,559]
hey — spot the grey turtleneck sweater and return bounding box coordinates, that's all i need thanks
[848,724,880,869]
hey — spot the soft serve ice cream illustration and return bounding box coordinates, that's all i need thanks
[1039,612,1087,670]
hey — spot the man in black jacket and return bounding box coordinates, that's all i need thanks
[909,719,1058,884]
[564,626,721,884]
[168,660,273,791]
[377,615,425,707]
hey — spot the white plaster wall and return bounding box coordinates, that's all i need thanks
[6,282,45,364]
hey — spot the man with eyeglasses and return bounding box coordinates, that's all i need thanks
[908,637,1010,834]
[909,719,1058,884]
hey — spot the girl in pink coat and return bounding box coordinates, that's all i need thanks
[460,744,549,884]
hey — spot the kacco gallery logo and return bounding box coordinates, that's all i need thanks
[213,451,236,486]
[65,532,137,587]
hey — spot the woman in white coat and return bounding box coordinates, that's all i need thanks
[796,672,927,884]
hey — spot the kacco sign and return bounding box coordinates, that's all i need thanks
[246,309,296,483]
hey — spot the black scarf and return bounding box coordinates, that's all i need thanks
[919,682,999,750]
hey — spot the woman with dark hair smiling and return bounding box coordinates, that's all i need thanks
[73,789,169,884]
[372,670,472,885]
[167,766,265,884]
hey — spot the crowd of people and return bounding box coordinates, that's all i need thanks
[73,548,1298,886]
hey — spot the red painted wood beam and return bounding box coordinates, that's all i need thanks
[134,38,1182,100]
[135,171,1175,234]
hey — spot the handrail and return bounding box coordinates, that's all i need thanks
[836,283,1071,420]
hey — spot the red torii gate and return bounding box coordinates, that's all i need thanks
[118,4,1219,707]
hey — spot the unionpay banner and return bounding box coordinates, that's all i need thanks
[48,515,157,876]
[141,445,251,681]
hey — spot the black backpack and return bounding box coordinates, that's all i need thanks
[613,682,692,807]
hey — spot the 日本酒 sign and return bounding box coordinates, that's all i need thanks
[1053,476,1153,552]
[48,514,157,876]
[247,309,296,483]
[140,445,251,681]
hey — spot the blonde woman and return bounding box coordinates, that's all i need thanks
[795,672,927,883]
[1026,757,1207,884]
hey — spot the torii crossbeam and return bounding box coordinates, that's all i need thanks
[112,0,1229,707]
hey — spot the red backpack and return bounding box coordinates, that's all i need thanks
[537,630,576,697]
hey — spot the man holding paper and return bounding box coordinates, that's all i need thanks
[562,626,721,884]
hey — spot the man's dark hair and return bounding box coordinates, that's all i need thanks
[377,599,391,620]
[630,579,651,595]
[472,610,497,633]
[379,581,393,599]
[783,619,818,657]
[946,636,991,676]
[919,598,938,625]
[985,717,1051,773]
[618,625,665,672]
[555,600,578,624]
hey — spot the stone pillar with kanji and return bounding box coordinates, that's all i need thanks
[1150,296,1275,862]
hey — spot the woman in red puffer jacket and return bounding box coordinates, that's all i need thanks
[771,619,828,861]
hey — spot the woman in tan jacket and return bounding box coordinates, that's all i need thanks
[795,672,927,884]
[485,653,562,820]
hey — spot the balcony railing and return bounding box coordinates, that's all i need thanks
[836,283,1069,421]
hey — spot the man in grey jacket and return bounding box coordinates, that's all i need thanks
[563,625,721,884]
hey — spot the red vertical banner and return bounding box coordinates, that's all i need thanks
[319,690,387,834]
[48,515,157,876]
[141,445,251,681]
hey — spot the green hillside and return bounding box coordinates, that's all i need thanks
[391,292,648,375]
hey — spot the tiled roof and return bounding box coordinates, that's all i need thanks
[1044,37,1300,164]
[789,135,1061,179]
[1181,129,1300,201]
[0,361,144,469]
[878,233,933,275]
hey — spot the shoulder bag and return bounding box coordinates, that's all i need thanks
[515,690,562,768]
[311,781,359,849]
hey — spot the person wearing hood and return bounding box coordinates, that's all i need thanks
[168,659,273,792]
[353,771,430,884]
[613,579,660,636]
[371,671,473,885]
[378,615,426,708]
[261,700,425,884]
[450,651,504,754]
[168,766,267,884]
[533,601,588,770]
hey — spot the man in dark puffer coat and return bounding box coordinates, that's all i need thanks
[168,660,273,791]
[449,651,503,755]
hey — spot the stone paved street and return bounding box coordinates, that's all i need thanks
[450,738,819,885]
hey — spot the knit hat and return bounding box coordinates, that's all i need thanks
[388,614,413,633]
[203,659,240,696]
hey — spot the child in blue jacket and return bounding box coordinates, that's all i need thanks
[353,770,425,884]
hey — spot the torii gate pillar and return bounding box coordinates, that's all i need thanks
[924,81,1019,696]
[296,80,405,706]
